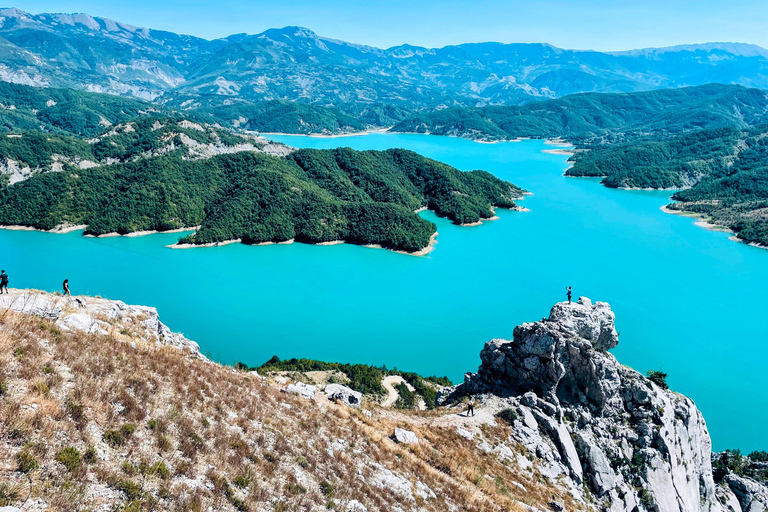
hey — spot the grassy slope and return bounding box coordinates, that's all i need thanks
[0,301,572,511]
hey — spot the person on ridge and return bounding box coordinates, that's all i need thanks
[0,270,8,294]
[63,279,71,297]
[467,398,475,417]
[566,286,572,304]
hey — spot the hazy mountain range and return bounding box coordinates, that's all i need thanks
[1,6,768,113]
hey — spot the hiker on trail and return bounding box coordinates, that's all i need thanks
[566,286,572,304]
[63,279,71,297]
[467,399,475,417]
[0,270,8,294]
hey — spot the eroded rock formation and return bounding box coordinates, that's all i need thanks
[456,297,767,512]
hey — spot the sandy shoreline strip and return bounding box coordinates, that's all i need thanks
[659,204,768,251]
[0,224,88,234]
[260,128,390,139]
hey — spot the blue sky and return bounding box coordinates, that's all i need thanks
[10,0,768,50]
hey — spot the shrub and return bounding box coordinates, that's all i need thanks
[646,370,668,390]
[116,480,142,501]
[83,446,97,464]
[15,449,38,473]
[320,480,334,498]
[104,423,137,447]
[66,402,86,424]
[151,461,170,480]
[233,473,252,489]
[104,429,124,447]
[285,482,306,495]
[495,408,519,425]
[0,482,22,506]
[56,447,82,473]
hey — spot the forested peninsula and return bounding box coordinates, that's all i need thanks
[392,84,768,247]
[0,96,523,253]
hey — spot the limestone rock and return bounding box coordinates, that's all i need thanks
[324,383,362,407]
[0,290,202,357]
[392,428,418,445]
[346,500,368,512]
[457,297,727,512]
[724,474,768,512]
[283,382,316,400]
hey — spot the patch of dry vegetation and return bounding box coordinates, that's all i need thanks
[0,310,573,511]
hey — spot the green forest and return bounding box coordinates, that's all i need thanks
[390,84,768,144]
[391,84,768,246]
[0,129,522,252]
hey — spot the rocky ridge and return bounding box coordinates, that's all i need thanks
[0,289,201,357]
[450,297,768,512]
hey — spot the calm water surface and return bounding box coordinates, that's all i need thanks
[2,134,766,451]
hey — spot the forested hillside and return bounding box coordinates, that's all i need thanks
[0,81,159,136]
[393,84,768,247]
[0,137,522,252]
[390,84,768,143]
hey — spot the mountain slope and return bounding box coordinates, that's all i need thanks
[390,84,768,142]
[2,8,768,109]
[0,289,572,512]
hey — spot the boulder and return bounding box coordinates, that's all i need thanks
[324,383,362,407]
[392,427,418,445]
[282,382,316,400]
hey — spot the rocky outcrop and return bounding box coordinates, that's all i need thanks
[324,383,363,407]
[721,475,768,512]
[456,297,747,512]
[0,289,201,357]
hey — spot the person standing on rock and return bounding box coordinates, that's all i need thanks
[467,398,475,417]
[566,286,572,304]
[63,279,71,297]
[0,270,8,294]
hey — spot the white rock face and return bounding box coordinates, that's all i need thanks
[392,428,418,445]
[324,383,362,407]
[459,297,734,512]
[283,382,317,399]
[0,290,202,357]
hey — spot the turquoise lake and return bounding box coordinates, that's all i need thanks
[2,134,767,451]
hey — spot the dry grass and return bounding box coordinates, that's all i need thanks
[0,310,574,511]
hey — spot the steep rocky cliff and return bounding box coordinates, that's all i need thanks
[453,297,767,512]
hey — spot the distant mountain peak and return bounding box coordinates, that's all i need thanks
[0,7,28,18]
[612,42,768,59]
[262,26,318,39]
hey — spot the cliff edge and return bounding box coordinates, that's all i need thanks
[455,297,767,512]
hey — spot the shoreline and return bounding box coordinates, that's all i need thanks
[84,226,198,238]
[659,205,768,251]
[0,224,88,234]
[260,128,391,139]
[167,232,440,257]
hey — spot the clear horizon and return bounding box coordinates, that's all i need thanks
[7,0,768,52]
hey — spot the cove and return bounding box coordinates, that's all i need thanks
[2,134,767,452]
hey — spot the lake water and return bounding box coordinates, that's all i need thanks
[2,134,766,451]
